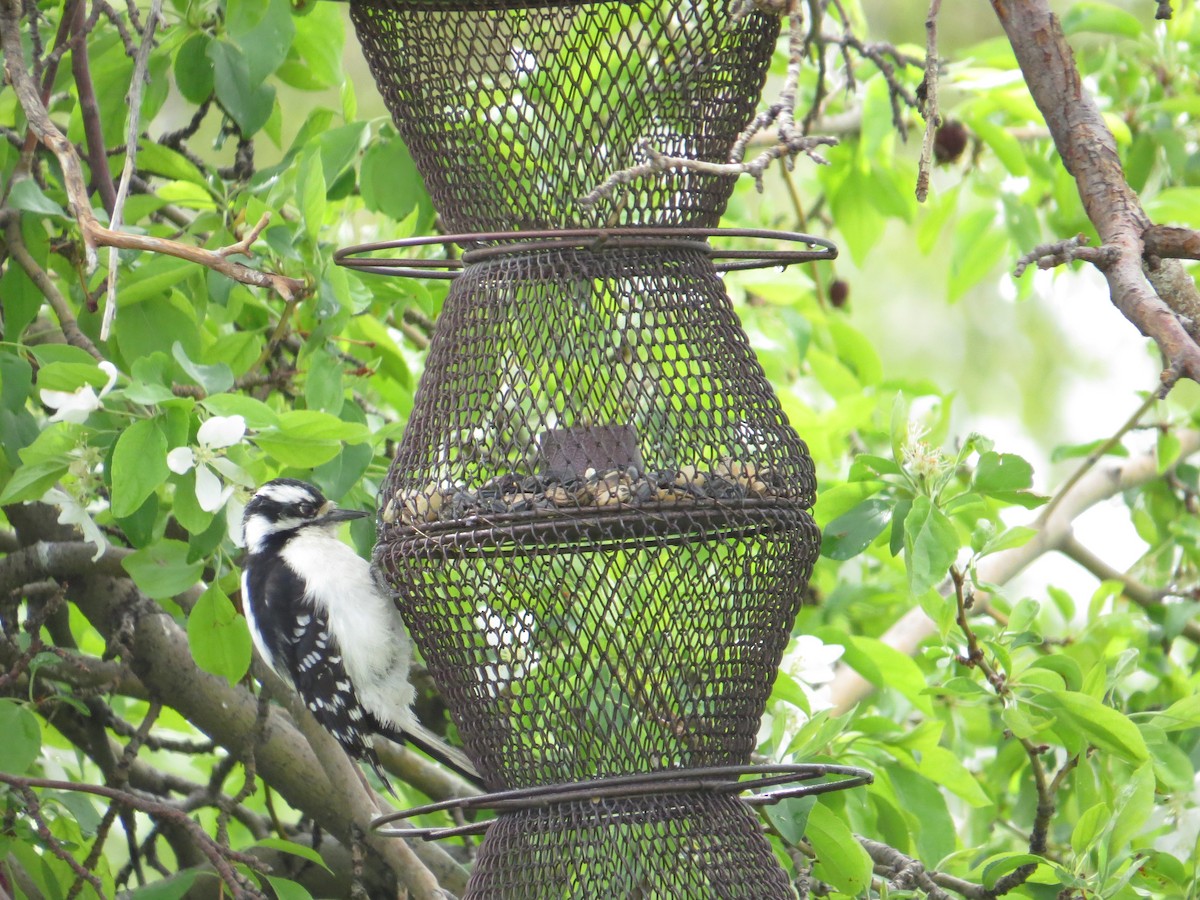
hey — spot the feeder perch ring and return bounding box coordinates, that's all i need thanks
[371,763,874,840]
[335,227,838,279]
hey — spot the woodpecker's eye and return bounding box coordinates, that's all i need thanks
[297,501,318,518]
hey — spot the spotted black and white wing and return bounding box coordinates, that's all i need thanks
[242,553,394,793]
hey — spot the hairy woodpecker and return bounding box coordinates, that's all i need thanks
[240,478,479,792]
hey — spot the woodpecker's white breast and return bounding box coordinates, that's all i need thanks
[279,531,416,729]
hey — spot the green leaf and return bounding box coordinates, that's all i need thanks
[116,491,161,548]
[201,394,279,429]
[0,458,72,504]
[1157,428,1182,474]
[1109,762,1155,853]
[188,586,252,685]
[254,838,332,872]
[115,292,200,364]
[981,853,1048,889]
[208,40,276,136]
[917,746,990,806]
[1070,801,1108,856]
[111,418,170,517]
[807,802,872,895]
[172,342,234,395]
[0,700,42,773]
[1146,187,1200,229]
[263,876,314,900]
[227,0,294,83]
[770,670,812,717]
[1050,438,1128,463]
[46,791,102,836]
[126,871,201,899]
[137,141,209,188]
[360,136,425,222]
[828,633,933,715]
[174,34,214,103]
[8,178,67,217]
[254,411,369,468]
[904,495,958,596]
[972,451,1033,493]
[1062,1,1144,38]
[297,149,327,245]
[287,6,344,89]
[821,497,893,560]
[888,766,955,865]
[122,539,204,599]
[762,796,813,846]
[172,469,216,536]
[967,116,1028,177]
[313,438,373,502]
[1155,693,1200,732]
[978,525,1037,557]
[1038,691,1149,765]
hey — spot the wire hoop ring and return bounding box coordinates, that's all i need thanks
[371,763,873,840]
[335,227,837,279]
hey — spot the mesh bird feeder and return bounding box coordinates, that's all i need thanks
[340,0,870,895]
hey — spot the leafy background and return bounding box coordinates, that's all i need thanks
[0,0,1198,897]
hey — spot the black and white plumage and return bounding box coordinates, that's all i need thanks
[240,478,478,792]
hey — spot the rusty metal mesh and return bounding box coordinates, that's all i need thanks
[373,245,820,792]
[349,0,825,893]
[349,0,779,232]
[465,794,794,897]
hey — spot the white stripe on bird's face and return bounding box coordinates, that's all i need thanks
[256,482,324,507]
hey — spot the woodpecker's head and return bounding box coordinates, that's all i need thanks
[242,479,367,555]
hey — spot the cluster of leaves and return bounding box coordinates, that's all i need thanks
[0,0,452,895]
[722,2,1200,896]
[0,0,1198,897]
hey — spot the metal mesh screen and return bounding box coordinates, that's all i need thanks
[466,794,794,897]
[347,1,830,894]
[349,0,779,232]
[374,245,820,791]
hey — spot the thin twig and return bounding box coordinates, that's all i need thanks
[217,212,272,258]
[3,214,102,357]
[1012,233,1115,277]
[68,2,117,216]
[1060,534,1200,643]
[1,773,269,898]
[915,0,943,202]
[100,0,161,340]
[17,786,107,894]
[1039,384,1165,525]
[948,566,1056,896]
[94,0,137,55]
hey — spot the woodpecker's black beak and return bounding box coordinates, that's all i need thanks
[315,506,369,526]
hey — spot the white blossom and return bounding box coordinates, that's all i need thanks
[41,487,108,561]
[167,415,250,513]
[39,362,118,424]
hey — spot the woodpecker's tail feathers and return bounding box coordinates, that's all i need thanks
[364,747,398,797]
[377,721,483,788]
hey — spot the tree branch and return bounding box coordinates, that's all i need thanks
[68,0,117,217]
[100,0,163,340]
[991,0,1200,382]
[914,0,943,202]
[1,212,102,357]
[0,0,307,304]
[1059,533,1200,643]
[0,512,471,898]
